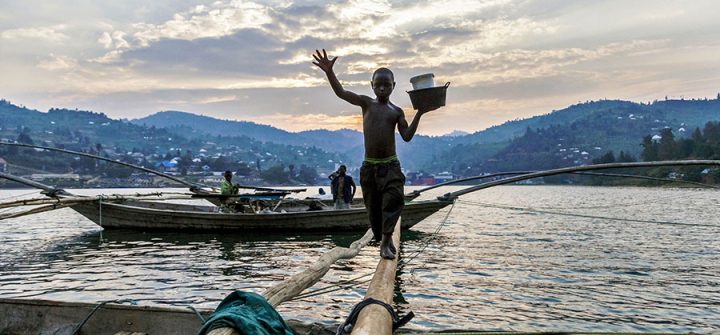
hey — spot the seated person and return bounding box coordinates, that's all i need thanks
[220,170,240,213]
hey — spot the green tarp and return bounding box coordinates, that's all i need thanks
[197,291,293,335]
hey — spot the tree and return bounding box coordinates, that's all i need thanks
[17,133,34,145]
[260,165,289,184]
[640,135,659,161]
[236,163,253,176]
[691,127,703,142]
[592,151,615,164]
[657,128,676,160]
[298,164,318,185]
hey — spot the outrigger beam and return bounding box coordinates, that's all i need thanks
[350,219,402,335]
[0,142,307,194]
[442,160,720,200]
[407,167,720,200]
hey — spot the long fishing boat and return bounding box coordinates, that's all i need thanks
[69,197,452,231]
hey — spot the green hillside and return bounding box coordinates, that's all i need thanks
[436,97,720,175]
[0,99,346,184]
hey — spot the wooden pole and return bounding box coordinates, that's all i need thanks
[262,228,375,307]
[0,171,60,193]
[350,219,402,335]
[206,229,376,335]
[444,160,720,199]
[0,143,306,194]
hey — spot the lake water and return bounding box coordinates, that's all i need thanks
[0,185,718,332]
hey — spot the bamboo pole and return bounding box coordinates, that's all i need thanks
[350,219,402,335]
[0,194,196,210]
[0,171,61,193]
[206,229,376,335]
[262,228,375,307]
[407,166,720,199]
[0,202,78,220]
[444,160,720,199]
[0,143,206,189]
[0,143,307,194]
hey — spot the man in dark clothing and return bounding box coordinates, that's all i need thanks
[329,165,356,209]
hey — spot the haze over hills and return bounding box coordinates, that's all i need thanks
[3,95,719,178]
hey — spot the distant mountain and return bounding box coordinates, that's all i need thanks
[131,111,298,144]
[436,98,720,175]
[443,130,469,137]
[0,100,347,178]
[132,111,368,154]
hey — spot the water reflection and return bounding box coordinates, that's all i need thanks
[0,186,718,332]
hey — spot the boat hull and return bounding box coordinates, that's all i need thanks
[70,200,451,232]
[0,298,333,335]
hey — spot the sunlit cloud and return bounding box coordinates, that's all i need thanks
[130,0,273,46]
[0,24,69,40]
[1,0,719,135]
[259,112,364,132]
[37,54,77,70]
[199,94,237,104]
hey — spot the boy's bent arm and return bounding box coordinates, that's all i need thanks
[313,49,366,107]
[398,106,439,141]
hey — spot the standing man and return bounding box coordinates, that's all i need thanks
[329,165,356,209]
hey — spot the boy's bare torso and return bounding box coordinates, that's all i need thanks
[361,99,401,159]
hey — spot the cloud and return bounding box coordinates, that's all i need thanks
[37,54,77,70]
[260,112,364,132]
[3,0,718,136]
[130,0,273,46]
[0,24,69,40]
[199,94,237,104]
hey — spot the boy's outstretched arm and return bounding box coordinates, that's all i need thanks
[312,49,365,107]
[397,106,439,142]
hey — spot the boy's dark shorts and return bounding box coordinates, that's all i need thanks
[359,160,405,241]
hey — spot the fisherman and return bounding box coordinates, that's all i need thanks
[328,165,356,209]
[313,49,440,259]
[220,170,240,213]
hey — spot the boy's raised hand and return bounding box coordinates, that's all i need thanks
[312,49,337,73]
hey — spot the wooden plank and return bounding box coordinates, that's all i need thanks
[350,219,402,335]
[262,229,375,307]
[207,229,376,335]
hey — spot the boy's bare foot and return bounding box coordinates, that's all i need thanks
[380,233,396,260]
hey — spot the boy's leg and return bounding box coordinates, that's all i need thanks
[379,161,405,259]
[360,163,383,242]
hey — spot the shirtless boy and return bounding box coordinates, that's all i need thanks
[313,49,439,259]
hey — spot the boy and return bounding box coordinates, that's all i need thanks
[313,49,439,259]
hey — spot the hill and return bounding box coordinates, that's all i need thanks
[0,99,346,184]
[437,97,720,175]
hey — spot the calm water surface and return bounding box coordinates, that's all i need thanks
[0,186,718,332]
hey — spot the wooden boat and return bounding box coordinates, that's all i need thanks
[0,297,335,335]
[70,198,452,231]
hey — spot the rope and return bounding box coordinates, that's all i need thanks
[71,299,134,335]
[399,199,456,272]
[186,305,206,324]
[460,200,718,227]
[0,190,40,201]
[98,195,103,227]
[404,332,687,335]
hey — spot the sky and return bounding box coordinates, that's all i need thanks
[1,0,719,136]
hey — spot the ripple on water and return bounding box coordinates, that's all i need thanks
[0,186,719,332]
